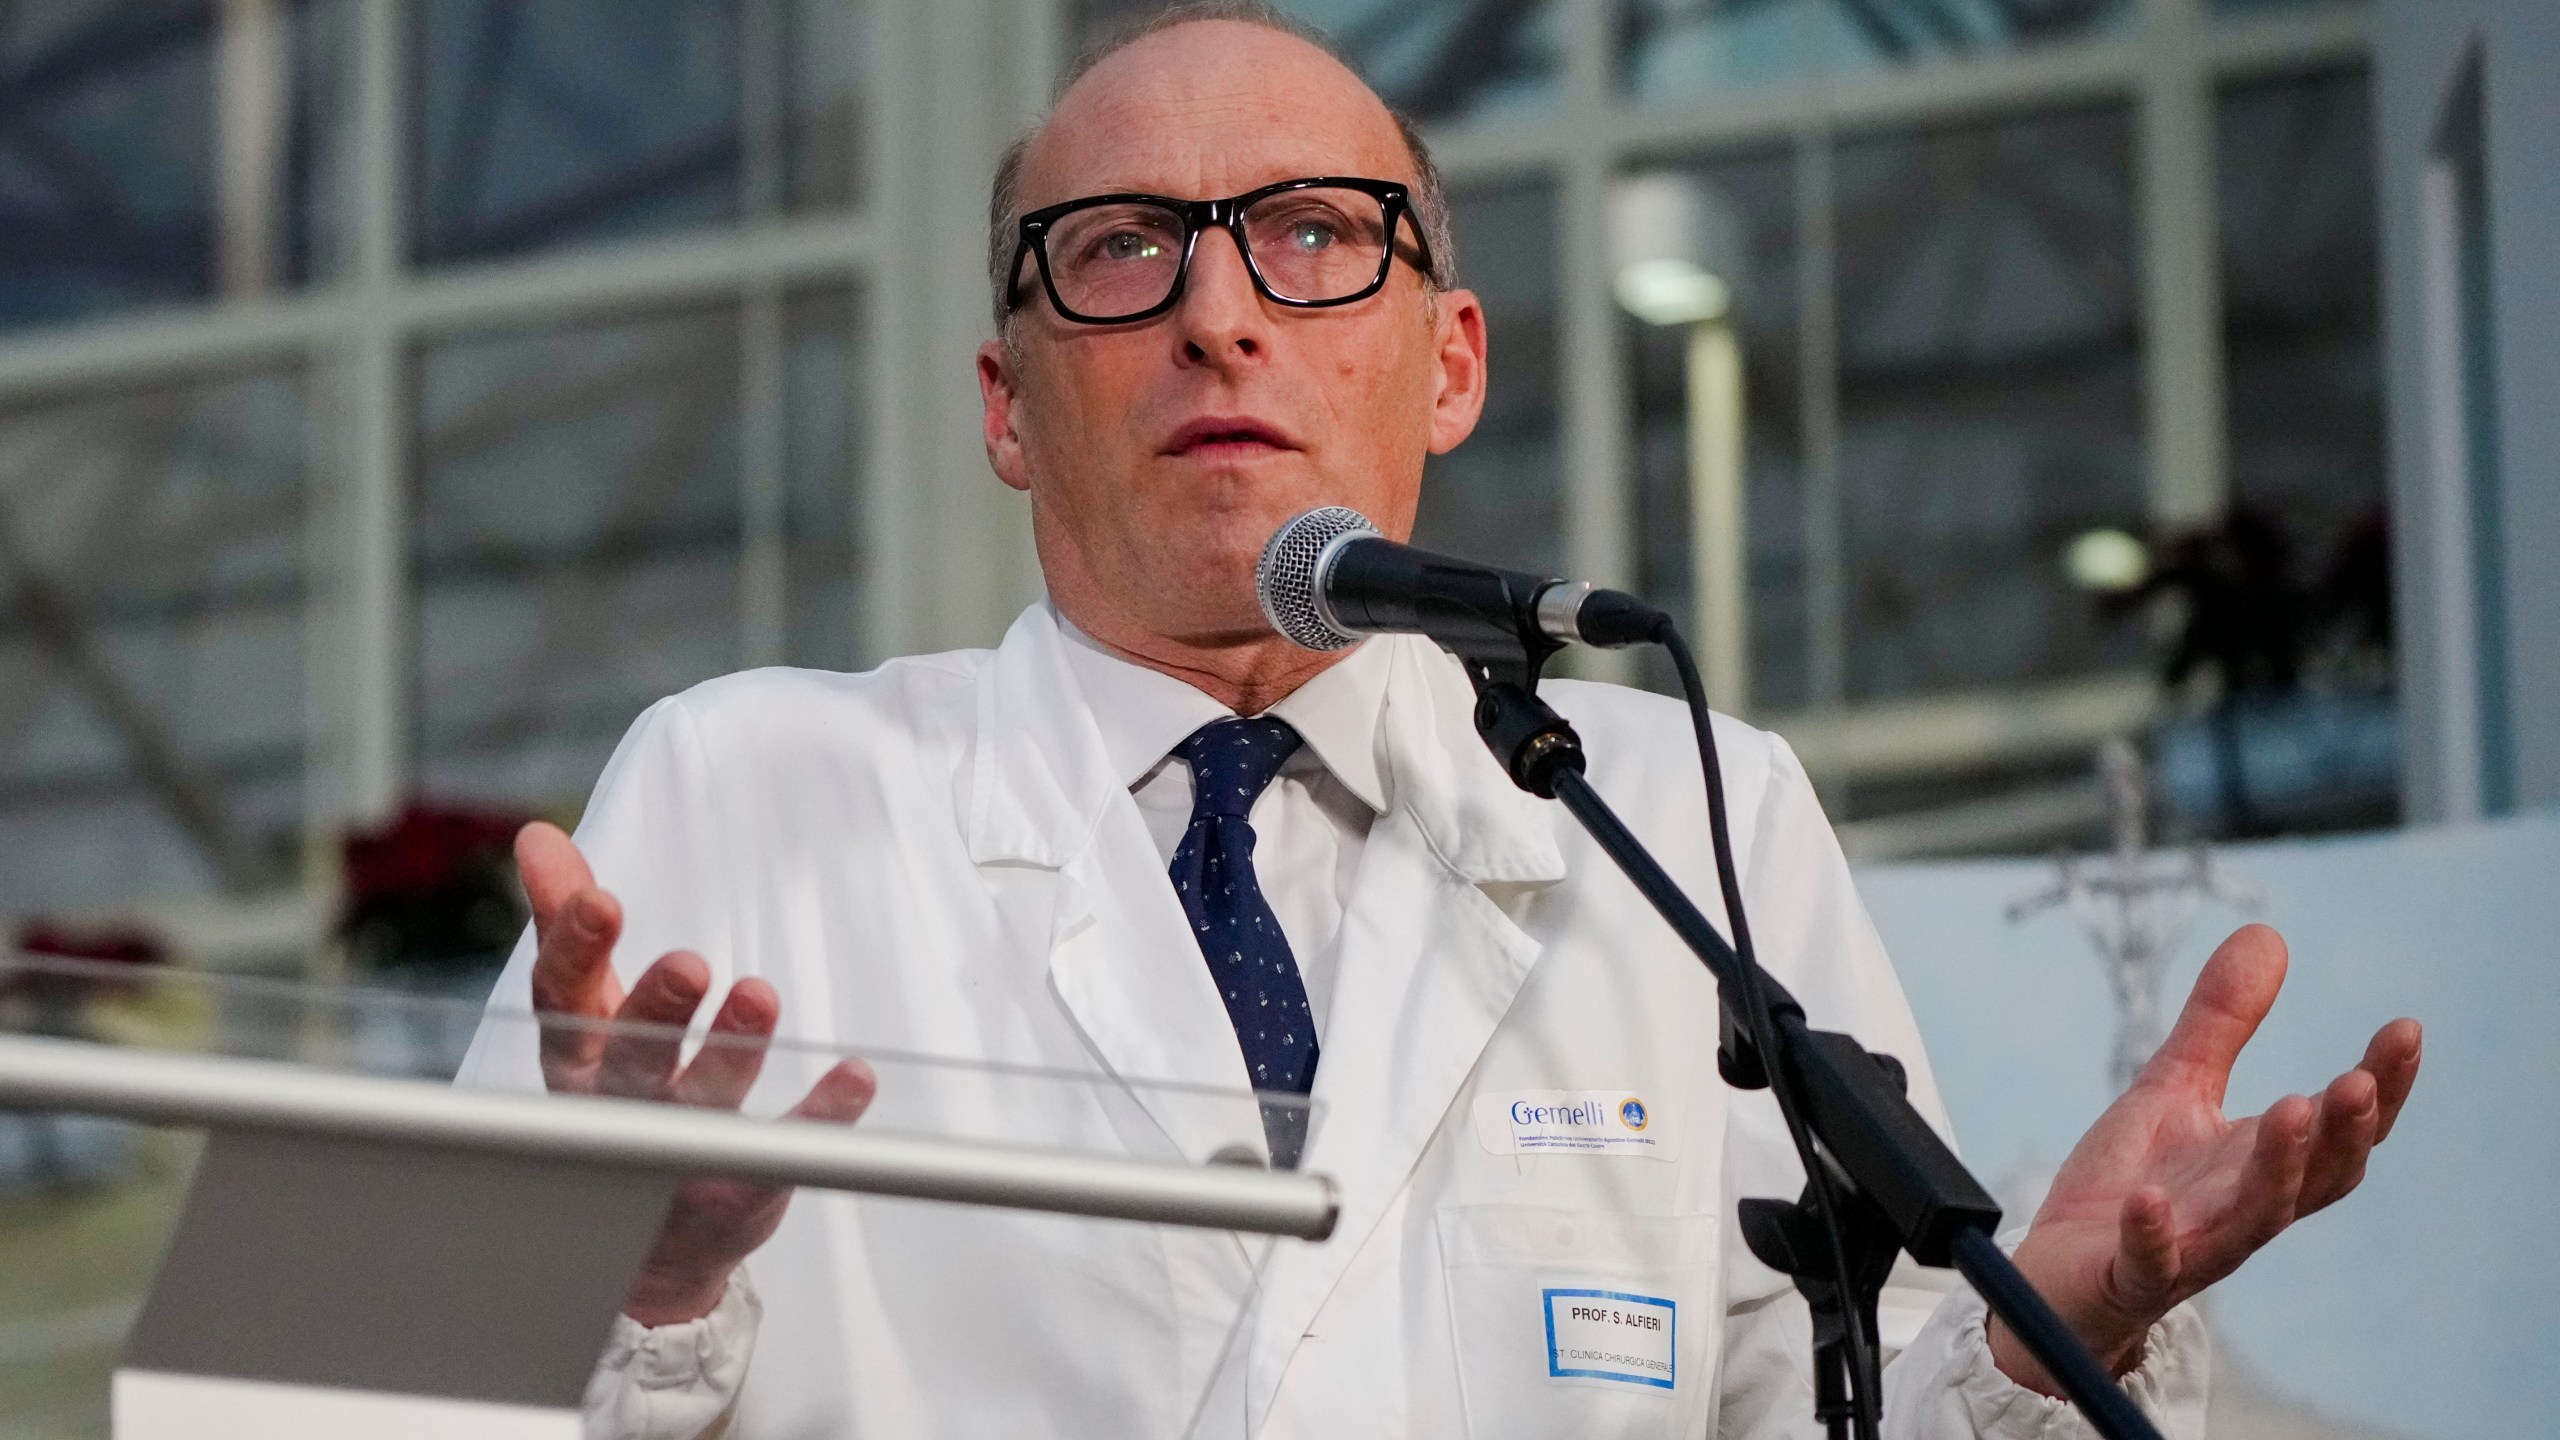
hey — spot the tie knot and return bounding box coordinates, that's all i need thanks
[1175,717,1303,820]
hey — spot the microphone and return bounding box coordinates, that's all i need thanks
[1254,506,1666,655]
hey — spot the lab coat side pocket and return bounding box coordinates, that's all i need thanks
[1435,1204,1717,1440]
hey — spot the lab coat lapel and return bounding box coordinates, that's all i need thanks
[966,607,1265,1165]
[1246,638,1567,1425]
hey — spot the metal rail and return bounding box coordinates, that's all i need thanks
[0,1034,1340,1241]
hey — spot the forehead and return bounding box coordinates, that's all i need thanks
[1021,22,1414,207]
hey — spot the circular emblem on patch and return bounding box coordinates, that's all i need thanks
[1619,1098,1649,1131]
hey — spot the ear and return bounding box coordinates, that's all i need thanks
[978,338,1032,493]
[1423,287,1489,456]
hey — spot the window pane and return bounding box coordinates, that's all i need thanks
[2196,63,2396,832]
[1623,150,1807,707]
[0,0,344,332]
[783,0,867,213]
[1070,0,1564,125]
[2219,66,2381,595]
[2210,0,2356,15]
[1833,106,2145,702]
[415,308,744,805]
[0,369,308,911]
[412,0,864,266]
[1621,0,2134,99]
[783,285,866,671]
[1415,178,1562,574]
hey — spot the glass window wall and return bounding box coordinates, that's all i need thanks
[0,369,308,912]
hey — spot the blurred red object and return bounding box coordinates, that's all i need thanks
[342,803,530,912]
[340,802,537,970]
[13,919,167,968]
[5,919,166,1025]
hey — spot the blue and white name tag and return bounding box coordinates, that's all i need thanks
[1544,1288,1677,1388]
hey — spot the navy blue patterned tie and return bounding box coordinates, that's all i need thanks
[1169,717,1319,1168]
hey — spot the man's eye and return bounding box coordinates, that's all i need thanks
[1099,232,1166,262]
[1285,221,1337,252]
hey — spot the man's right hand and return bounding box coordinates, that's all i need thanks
[516,821,876,1327]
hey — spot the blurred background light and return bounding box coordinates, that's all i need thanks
[1614,257,1732,327]
[2063,526,2151,592]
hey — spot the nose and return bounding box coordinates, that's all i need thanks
[1170,222,1267,368]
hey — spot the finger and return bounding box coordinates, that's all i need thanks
[515,821,595,927]
[595,951,712,1100]
[2362,1018,2423,1144]
[669,979,781,1112]
[2298,1067,2380,1214]
[524,844,624,1089]
[529,887,625,1015]
[521,823,623,1021]
[2141,924,2288,1109]
[789,1058,878,1126]
[2106,1186,2181,1316]
[2213,1094,2314,1270]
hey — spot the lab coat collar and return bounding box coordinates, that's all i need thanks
[964,605,1119,870]
[1369,634,1567,886]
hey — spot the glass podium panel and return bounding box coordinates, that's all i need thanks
[0,953,1323,1439]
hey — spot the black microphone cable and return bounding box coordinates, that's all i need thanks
[1650,620,1884,1440]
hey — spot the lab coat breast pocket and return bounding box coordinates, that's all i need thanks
[1435,1204,1718,1440]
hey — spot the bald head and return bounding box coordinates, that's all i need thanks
[988,13,1454,328]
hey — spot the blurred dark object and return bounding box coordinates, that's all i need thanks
[2104,505,2399,838]
[2128,506,2309,699]
[2315,503,2393,657]
[2121,508,2306,835]
[341,803,534,973]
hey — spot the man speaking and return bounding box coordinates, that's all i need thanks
[460,5,2421,1437]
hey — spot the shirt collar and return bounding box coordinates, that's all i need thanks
[970,603,1559,882]
[1053,605,1390,813]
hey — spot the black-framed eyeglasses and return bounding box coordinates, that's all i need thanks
[1006,175,1436,326]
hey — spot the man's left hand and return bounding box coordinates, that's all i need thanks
[1989,923,2422,1393]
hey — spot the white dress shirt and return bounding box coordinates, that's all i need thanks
[1054,612,1389,1042]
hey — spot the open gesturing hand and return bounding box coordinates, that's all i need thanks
[1990,923,2421,1394]
[516,821,877,1327]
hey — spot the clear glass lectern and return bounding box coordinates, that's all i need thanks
[0,953,1329,1439]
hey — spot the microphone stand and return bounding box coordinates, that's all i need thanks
[1455,635,2164,1440]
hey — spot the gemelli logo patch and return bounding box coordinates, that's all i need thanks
[1475,1089,1678,1160]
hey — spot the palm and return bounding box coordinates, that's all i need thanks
[514,820,876,1326]
[1993,925,2421,1390]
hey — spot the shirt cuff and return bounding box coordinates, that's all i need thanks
[1904,1277,2210,1440]
[583,1271,762,1440]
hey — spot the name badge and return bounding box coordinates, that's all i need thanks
[1544,1288,1677,1388]
[1476,1089,1678,1160]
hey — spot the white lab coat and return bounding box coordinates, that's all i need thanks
[459,604,2205,1440]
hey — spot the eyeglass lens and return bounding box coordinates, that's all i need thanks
[1043,187,1394,319]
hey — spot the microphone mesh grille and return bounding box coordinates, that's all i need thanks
[1256,506,1378,651]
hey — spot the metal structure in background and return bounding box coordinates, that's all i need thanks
[0,0,2379,927]
[2008,737,2260,1090]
